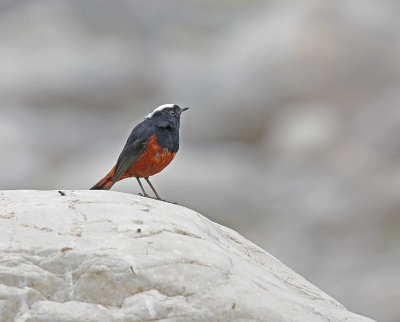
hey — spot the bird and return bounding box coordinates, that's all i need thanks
[90,104,188,199]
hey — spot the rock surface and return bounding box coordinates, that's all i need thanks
[0,190,374,322]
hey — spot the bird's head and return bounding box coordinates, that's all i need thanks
[145,104,189,128]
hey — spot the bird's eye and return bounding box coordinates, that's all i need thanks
[169,111,176,116]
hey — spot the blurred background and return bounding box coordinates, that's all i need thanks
[1,0,399,320]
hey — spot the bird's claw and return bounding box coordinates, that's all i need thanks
[137,192,178,205]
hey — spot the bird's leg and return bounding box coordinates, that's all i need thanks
[144,177,161,200]
[136,177,149,197]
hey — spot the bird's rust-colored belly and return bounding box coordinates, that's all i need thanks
[119,135,175,179]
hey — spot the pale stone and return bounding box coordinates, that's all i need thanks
[0,190,374,322]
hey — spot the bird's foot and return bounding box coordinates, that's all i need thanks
[165,200,179,205]
[157,198,179,205]
[137,193,179,205]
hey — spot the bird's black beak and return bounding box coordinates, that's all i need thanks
[180,107,189,114]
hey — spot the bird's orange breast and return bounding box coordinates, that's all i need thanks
[119,135,175,179]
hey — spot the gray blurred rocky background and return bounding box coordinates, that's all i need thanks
[0,0,399,321]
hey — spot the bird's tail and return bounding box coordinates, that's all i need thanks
[90,165,116,190]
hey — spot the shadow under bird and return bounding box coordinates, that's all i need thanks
[91,104,189,199]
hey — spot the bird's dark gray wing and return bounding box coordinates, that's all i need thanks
[112,137,148,183]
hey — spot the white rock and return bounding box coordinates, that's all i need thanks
[0,190,374,321]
